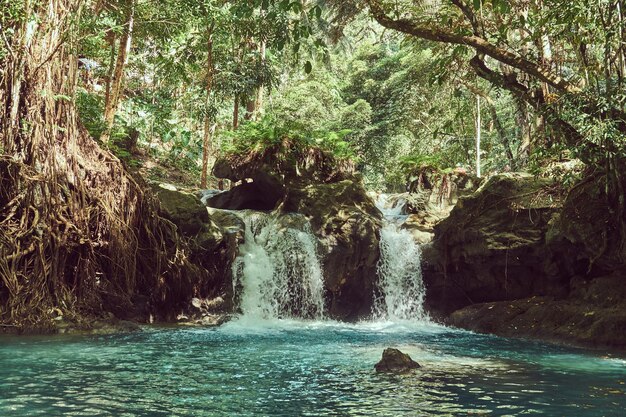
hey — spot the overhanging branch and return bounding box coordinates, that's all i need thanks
[365,0,580,94]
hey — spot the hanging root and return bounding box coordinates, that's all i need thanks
[0,134,207,331]
[0,0,211,332]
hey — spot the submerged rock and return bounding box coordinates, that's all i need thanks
[375,348,421,373]
[56,318,142,335]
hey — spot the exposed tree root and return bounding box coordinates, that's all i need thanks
[0,0,209,331]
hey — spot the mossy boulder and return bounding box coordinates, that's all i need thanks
[153,184,212,236]
[210,148,381,321]
[423,173,568,316]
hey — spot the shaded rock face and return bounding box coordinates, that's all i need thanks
[406,170,481,216]
[280,180,382,320]
[448,270,626,348]
[420,171,626,349]
[152,185,239,313]
[210,153,381,321]
[422,174,569,317]
[205,181,283,211]
[213,145,354,187]
[375,348,421,373]
[401,214,435,245]
[548,174,626,274]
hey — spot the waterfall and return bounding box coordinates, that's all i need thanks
[232,211,325,320]
[374,194,429,321]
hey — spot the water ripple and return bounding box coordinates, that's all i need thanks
[0,321,625,416]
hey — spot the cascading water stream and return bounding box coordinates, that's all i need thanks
[374,194,429,321]
[230,194,428,323]
[231,211,325,320]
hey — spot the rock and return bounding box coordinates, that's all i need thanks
[152,184,211,236]
[280,180,382,320]
[213,144,353,187]
[151,185,239,315]
[422,171,626,348]
[207,208,246,240]
[211,148,382,321]
[422,173,569,317]
[548,174,626,273]
[206,181,283,211]
[375,348,421,373]
[204,296,226,312]
[406,170,480,214]
[448,271,626,348]
[156,182,178,191]
[191,298,203,310]
[401,214,435,244]
[57,318,141,335]
[197,314,230,327]
[177,314,230,327]
[189,296,227,314]
[198,189,224,205]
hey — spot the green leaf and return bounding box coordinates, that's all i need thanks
[304,61,312,74]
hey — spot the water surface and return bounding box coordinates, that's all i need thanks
[1,319,625,416]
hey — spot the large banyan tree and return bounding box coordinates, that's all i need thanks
[0,0,206,330]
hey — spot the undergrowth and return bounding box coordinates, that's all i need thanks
[221,115,358,162]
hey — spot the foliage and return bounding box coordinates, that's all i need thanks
[221,115,357,162]
[399,153,449,175]
[68,0,626,197]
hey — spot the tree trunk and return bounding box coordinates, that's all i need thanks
[254,41,267,120]
[488,105,515,169]
[104,30,116,113]
[200,26,215,189]
[476,95,482,178]
[459,81,516,168]
[514,97,532,165]
[244,98,256,120]
[233,95,240,130]
[101,0,136,144]
[469,56,586,151]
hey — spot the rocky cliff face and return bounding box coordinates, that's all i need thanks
[447,270,626,348]
[422,173,569,317]
[152,184,239,315]
[206,149,382,321]
[280,180,382,320]
[420,172,626,348]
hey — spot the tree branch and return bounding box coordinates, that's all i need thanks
[365,0,580,94]
[468,55,584,148]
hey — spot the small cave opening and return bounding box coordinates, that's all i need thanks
[205,180,283,211]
